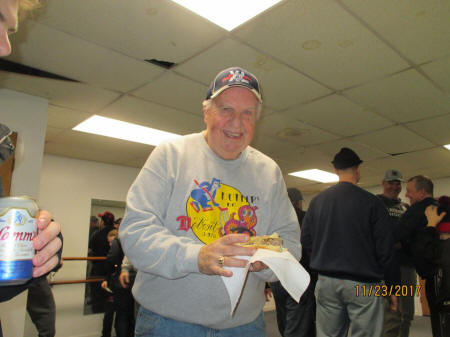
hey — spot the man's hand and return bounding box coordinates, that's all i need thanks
[388,295,398,312]
[264,286,272,302]
[119,271,130,288]
[32,210,62,278]
[198,234,256,277]
[425,205,446,228]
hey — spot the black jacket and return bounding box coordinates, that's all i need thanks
[301,182,396,285]
[395,197,439,279]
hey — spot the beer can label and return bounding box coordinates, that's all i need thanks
[0,207,37,284]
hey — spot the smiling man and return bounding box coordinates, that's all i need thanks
[119,67,300,336]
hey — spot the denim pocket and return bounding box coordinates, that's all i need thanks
[135,308,162,337]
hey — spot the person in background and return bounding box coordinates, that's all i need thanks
[377,169,413,337]
[270,187,316,337]
[102,225,135,337]
[301,148,397,337]
[88,212,115,313]
[89,215,100,240]
[120,67,301,336]
[423,196,450,337]
[100,229,119,337]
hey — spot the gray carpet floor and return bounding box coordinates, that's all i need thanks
[264,311,432,337]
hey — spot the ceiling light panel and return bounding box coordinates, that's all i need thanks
[73,115,181,146]
[170,0,283,31]
[289,169,338,183]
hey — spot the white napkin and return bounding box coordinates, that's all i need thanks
[221,249,310,315]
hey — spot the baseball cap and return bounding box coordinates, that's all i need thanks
[332,147,363,169]
[384,169,404,182]
[98,211,115,223]
[205,67,262,103]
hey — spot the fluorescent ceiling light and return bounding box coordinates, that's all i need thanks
[170,0,282,31]
[444,144,450,151]
[73,115,181,146]
[289,169,339,183]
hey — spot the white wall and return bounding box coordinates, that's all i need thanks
[36,154,139,337]
[0,89,48,337]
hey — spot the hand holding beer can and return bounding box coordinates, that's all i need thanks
[0,196,38,285]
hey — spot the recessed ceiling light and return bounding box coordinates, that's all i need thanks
[170,0,283,31]
[444,144,450,151]
[289,169,338,183]
[73,115,181,146]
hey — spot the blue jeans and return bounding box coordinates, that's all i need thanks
[135,307,267,337]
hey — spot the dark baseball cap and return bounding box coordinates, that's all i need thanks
[205,67,262,103]
[332,147,363,169]
[384,169,403,182]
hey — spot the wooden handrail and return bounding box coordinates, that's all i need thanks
[50,278,104,285]
[62,257,106,261]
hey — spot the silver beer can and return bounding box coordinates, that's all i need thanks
[0,196,39,285]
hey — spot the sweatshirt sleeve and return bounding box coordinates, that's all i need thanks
[254,168,301,282]
[119,143,203,280]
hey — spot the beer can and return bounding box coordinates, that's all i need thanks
[0,196,38,285]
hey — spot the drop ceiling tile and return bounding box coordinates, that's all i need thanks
[234,0,408,89]
[342,0,450,64]
[45,129,154,166]
[47,105,91,129]
[283,94,393,136]
[99,95,204,135]
[311,139,388,162]
[257,114,338,146]
[131,72,207,116]
[421,56,450,94]
[405,114,450,146]
[175,38,331,110]
[0,71,120,113]
[251,135,298,164]
[34,0,226,62]
[7,22,163,93]
[351,125,434,155]
[344,70,450,123]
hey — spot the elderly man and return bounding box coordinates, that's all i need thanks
[377,170,414,337]
[301,148,397,337]
[0,0,62,302]
[120,67,301,336]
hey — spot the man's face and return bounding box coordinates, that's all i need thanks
[203,87,259,160]
[382,180,402,199]
[405,180,424,205]
[0,0,18,57]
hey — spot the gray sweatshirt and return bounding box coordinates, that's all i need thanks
[119,132,301,329]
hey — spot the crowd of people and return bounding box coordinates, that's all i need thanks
[1,1,449,337]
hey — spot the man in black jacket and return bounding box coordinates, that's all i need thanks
[301,148,397,337]
[377,169,413,337]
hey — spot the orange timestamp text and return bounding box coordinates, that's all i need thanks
[355,285,422,297]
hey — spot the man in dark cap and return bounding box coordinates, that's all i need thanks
[301,148,397,337]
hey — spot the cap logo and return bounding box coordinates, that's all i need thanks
[221,70,250,85]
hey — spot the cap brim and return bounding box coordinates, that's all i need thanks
[209,84,262,103]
